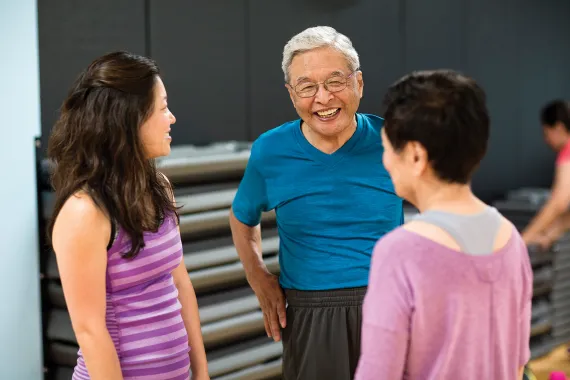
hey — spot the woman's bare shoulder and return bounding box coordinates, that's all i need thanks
[52,191,111,247]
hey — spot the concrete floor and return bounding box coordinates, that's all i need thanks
[529,344,570,380]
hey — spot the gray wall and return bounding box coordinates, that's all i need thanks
[0,1,44,378]
[38,0,570,201]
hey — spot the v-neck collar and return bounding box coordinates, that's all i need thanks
[293,113,364,167]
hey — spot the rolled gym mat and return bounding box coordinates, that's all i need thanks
[173,181,241,198]
[197,286,255,309]
[552,277,570,294]
[49,342,78,367]
[554,258,570,272]
[177,189,237,215]
[47,309,76,344]
[183,227,278,258]
[41,190,55,221]
[53,366,74,380]
[159,142,252,160]
[207,341,282,378]
[533,283,552,298]
[530,317,552,337]
[531,300,552,323]
[200,294,260,325]
[551,288,570,305]
[179,209,276,240]
[190,255,280,293]
[553,313,570,331]
[533,266,554,285]
[552,297,570,315]
[202,311,265,350]
[184,236,279,272]
[157,151,251,185]
[215,359,283,380]
[38,158,55,190]
[530,251,553,268]
[530,339,557,360]
[48,281,65,309]
[552,321,570,339]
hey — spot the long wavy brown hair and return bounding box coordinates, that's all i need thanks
[47,51,179,258]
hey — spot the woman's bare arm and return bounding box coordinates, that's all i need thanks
[52,192,123,379]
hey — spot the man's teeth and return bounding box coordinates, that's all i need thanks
[317,108,339,117]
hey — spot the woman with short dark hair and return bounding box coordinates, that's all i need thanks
[355,70,532,380]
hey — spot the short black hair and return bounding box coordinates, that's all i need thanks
[382,69,489,184]
[541,100,570,131]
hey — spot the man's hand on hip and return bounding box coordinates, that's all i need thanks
[248,270,287,342]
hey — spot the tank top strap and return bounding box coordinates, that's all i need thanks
[412,206,502,255]
[107,219,117,251]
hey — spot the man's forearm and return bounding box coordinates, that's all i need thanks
[229,209,267,278]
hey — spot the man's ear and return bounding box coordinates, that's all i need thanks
[408,141,428,176]
[356,71,364,99]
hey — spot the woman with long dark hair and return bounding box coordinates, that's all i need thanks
[47,51,209,380]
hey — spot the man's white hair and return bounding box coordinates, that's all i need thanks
[282,26,360,83]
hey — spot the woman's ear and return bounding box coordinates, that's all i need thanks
[409,141,428,176]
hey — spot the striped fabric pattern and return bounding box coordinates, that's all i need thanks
[72,214,191,380]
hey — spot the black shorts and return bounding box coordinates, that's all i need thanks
[282,286,367,380]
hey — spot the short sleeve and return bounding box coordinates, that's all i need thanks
[355,232,412,379]
[362,234,414,331]
[231,143,269,226]
[556,142,570,166]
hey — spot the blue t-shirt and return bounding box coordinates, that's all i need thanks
[232,113,403,290]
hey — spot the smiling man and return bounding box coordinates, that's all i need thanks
[229,26,403,380]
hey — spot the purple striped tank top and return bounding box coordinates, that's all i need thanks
[72,214,191,380]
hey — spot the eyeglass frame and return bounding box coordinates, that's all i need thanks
[286,68,361,98]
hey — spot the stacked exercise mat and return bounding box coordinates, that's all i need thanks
[37,142,282,380]
[493,188,570,359]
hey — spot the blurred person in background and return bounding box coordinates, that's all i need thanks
[48,51,209,380]
[523,100,570,250]
[229,26,403,380]
[354,70,532,380]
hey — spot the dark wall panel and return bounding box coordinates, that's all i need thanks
[149,0,248,145]
[405,0,465,72]
[331,0,403,117]
[248,1,334,139]
[516,0,570,189]
[38,0,147,152]
[463,0,521,200]
[36,1,570,200]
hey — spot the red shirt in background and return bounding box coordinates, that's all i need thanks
[556,140,570,166]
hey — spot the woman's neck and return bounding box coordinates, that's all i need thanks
[412,181,486,214]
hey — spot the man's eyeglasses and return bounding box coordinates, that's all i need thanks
[289,68,360,98]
